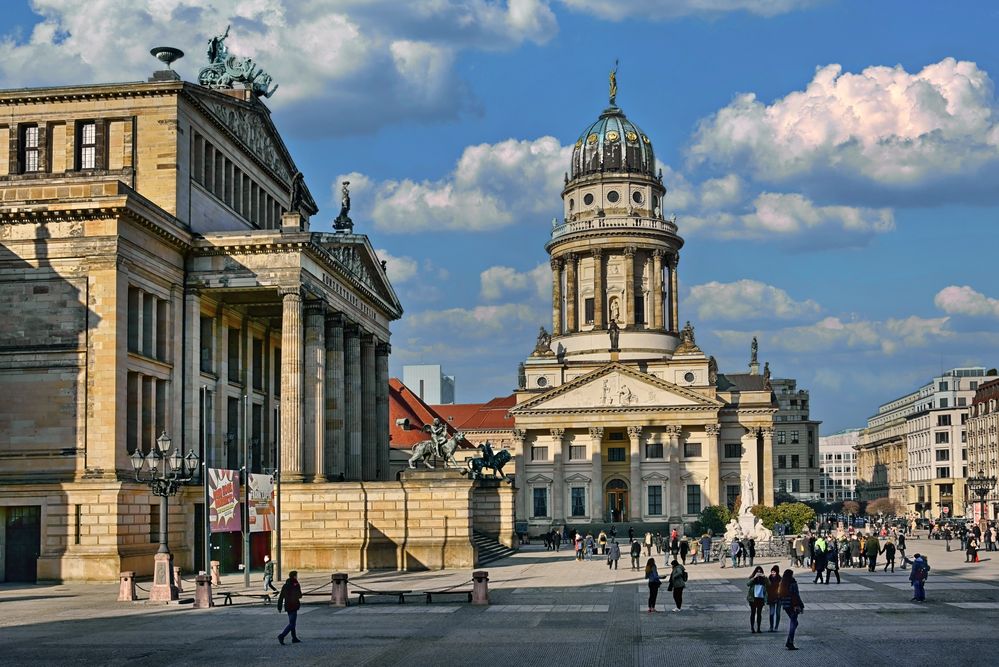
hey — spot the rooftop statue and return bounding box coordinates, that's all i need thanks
[333,181,353,231]
[751,336,758,364]
[533,326,553,356]
[198,26,278,98]
[609,59,619,105]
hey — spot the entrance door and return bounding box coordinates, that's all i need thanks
[5,506,41,583]
[606,480,628,523]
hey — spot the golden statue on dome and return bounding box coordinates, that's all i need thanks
[609,59,619,105]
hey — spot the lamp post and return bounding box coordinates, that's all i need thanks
[130,431,200,602]
[966,469,997,531]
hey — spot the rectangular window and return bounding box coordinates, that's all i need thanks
[571,487,586,517]
[569,445,586,461]
[228,327,241,383]
[790,431,800,444]
[777,431,786,445]
[648,485,663,515]
[808,455,814,468]
[683,442,701,458]
[531,446,548,462]
[200,316,214,373]
[634,295,645,325]
[778,479,787,492]
[20,124,39,173]
[252,338,264,391]
[127,286,140,353]
[958,397,966,407]
[808,431,814,445]
[532,487,548,518]
[607,447,626,462]
[226,397,240,469]
[74,504,82,545]
[584,297,595,324]
[791,454,799,468]
[937,414,952,426]
[686,484,701,515]
[940,483,953,495]
[726,485,739,510]
[724,443,742,458]
[608,432,624,441]
[273,347,281,395]
[645,442,663,458]
[791,479,800,493]
[939,398,948,408]
[939,381,948,391]
[78,121,96,169]
[935,449,950,462]
[937,467,951,479]
[777,455,786,469]
[935,432,950,444]
[809,479,815,493]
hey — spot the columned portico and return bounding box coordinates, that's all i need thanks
[279,288,304,482]
[706,423,721,505]
[360,334,377,481]
[551,428,566,522]
[761,427,775,506]
[666,425,682,521]
[589,427,604,521]
[304,302,326,482]
[743,428,760,500]
[344,324,362,481]
[325,313,346,479]
[375,342,391,480]
[628,426,642,520]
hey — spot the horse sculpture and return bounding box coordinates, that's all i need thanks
[464,441,513,483]
[408,431,464,470]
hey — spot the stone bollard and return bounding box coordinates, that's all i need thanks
[471,570,489,606]
[210,560,221,586]
[174,566,184,593]
[331,573,349,607]
[118,571,137,602]
[194,574,214,608]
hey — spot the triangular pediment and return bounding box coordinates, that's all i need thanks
[512,363,723,414]
[527,474,553,484]
[314,233,403,317]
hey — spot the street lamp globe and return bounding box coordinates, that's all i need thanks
[130,449,144,474]
[156,431,171,454]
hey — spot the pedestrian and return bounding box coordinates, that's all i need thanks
[552,528,561,552]
[747,566,767,633]
[630,538,641,570]
[574,533,583,561]
[609,524,617,540]
[907,553,929,602]
[778,569,804,650]
[897,532,907,568]
[277,570,302,645]
[766,565,782,632]
[645,531,654,557]
[729,539,742,569]
[849,536,861,568]
[598,530,608,556]
[668,558,687,612]
[263,554,278,593]
[865,533,880,572]
[608,539,621,570]
[679,537,689,565]
[645,558,662,613]
[689,538,699,565]
[825,540,841,584]
[628,525,635,541]
[812,536,827,584]
[700,534,712,564]
[881,539,896,573]
[654,531,663,555]
[747,537,756,567]
[966,534,979,563]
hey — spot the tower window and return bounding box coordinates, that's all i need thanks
[632,190,643,204]
[584,298,594,324]
[568,198,574,210]
[583,193,594,206]
[607,190,620,203]
[78,121,97,169]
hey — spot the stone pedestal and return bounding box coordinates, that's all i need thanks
[148,552,178,602]
[118,571,137,602]
[331,573,349,607]
[210,560,221,585]
[194,574,214,608]
[472,570,489,605]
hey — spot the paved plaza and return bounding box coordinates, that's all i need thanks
[2,533,999,666]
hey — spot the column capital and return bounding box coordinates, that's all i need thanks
[761,426,775,438]
[550,428,565,440]
[375,341,391,356]
[669,254,680,269]
[304,300,326,317]
[550,257,564,272]
[624,245,637,258]
[325,311,345,328]
[664,424,683,437]
[360,332,375,345]
[588,426,604,440]
[278,286,303,299]
[652,248,666,259]
[565,251,578,264]
[344,322,360,337]
[591,248,603,260]
[627,425,642,439]
[742,426,760,439]
[705,423,721,436]
[512,428,527,443]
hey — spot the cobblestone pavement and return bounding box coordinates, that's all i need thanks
[2,533,998,666]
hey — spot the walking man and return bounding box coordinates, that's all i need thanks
[907,553,929,602]
[630,538,642,570]
[277,570,303,645]
[263,555,278,593]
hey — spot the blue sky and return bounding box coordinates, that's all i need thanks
[3,1,998,432]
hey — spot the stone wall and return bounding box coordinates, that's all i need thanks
[472,479,517,549]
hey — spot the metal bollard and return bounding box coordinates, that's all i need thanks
[210,560,221,586]
[331,573,349,607]
[472,570,489,606]
[194,574,214,608]
[174,566,184,593]
[118,571,137,602]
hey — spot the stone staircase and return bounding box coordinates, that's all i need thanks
[473,531,517,566]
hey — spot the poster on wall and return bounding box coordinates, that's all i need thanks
[208,468,241,533]
[248,473,275,533]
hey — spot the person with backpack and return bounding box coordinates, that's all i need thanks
[668,558,687,612]
[778,569,804,650]
[766,565,782,631]
[645,558,662,613]
[630,538,642,570]
[746,566,768,633]
[276,570,303,645]
[907,553,930,602]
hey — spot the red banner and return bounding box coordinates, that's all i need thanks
[208,468,241,533]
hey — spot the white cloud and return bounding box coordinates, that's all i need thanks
[560,0,818,20]
[934,285,999,318]
[689,58,999,193]
[0,1,557,134]
[688,279,820,321]
[699,174,743,210]
[374,248,419,285]
[480,263,550,302]
[363,136,570,232]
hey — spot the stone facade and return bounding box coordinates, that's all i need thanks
[967,378,999,520]
[770,377,821,501]
[0,77,401,582]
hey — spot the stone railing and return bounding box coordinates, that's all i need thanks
[550,216,678,240]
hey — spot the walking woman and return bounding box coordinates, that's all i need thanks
[766,565,782,632]
[778,569,804,650]
[746,566,767,633]
[645,558,662,613]
[668,559,687,612]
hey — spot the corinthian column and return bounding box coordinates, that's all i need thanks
[761,427,775,506]
[550,428,566,523]
[666,425,681,520]
[652,250,664,331]
[624,246,636,328]
[360,333,377,481]
[512,428,527,522]
[551,257,563,336]
[303,302,326,482]
[592,249,604,329]
[742,427,760,505]
[279,288,304,482]
[669,254,679,333]
[375,341,391,480]
[628,426,642,521]
[565,253,578,332]
[589,427,604,521]
[325,313,346,480]
[705,423,721,505]
[344,323,362,481]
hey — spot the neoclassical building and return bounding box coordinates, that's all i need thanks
[0,61,401,581]
[510,85,776,534]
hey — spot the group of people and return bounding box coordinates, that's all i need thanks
[746,566,804,649]
[789,529,908,575]
[938,522,996,563]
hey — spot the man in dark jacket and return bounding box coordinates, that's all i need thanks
[630,539,642,570]
[277,570,303,645]
[865,534,880,572]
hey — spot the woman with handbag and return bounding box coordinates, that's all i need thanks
[778,569,804,650]
[644,558,662,613]
[668,559,687,611]
[746,566,767,633]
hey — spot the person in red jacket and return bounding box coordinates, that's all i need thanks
[277,571,303,645]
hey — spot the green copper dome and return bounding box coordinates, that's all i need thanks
[570,105,656,181]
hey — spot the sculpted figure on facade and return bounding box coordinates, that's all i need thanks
[533,326,553,356]
[607,318,620,351]
[198,25,278,98]
[334,181,353,231]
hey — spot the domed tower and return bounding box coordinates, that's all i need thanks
[546,79,684,364]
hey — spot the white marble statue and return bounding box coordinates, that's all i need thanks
[741,473,756,514]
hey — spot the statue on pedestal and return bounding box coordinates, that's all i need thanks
[333,181,353,231]
[608,318,620,351]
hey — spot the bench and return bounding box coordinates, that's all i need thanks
[354,589,412,604]
[423,590,472,604]
[216,590,272,606]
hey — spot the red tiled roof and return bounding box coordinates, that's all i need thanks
[434,394,516,431]
[389,378,477,450]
